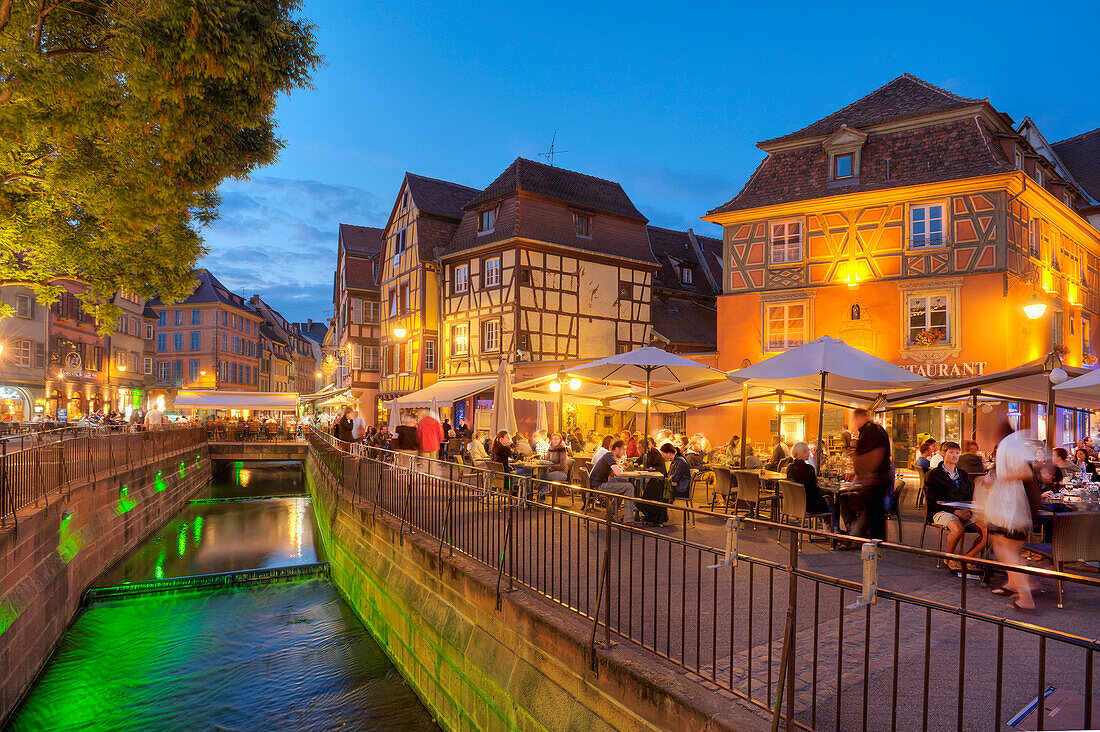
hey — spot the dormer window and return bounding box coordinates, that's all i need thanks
[834,153,854,180]
[1034,167,1044,187]
[1014,149,1025,170]
[575,214,590,237]
[681,266,693,285]
[822,126,867,187]
[478,208,495,235]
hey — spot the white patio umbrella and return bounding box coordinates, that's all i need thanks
[489,360,518,437]
[725,336,929,469]
[1053,368,1100,397]
[607,396,683,414]
[536,400,549,434]
[569,346,724,435]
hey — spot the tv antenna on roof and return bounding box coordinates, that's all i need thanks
[540,130,568,167]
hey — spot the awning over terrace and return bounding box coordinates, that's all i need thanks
[882,363,1100,411]
[383,377,497,409]
[173,391,299,410]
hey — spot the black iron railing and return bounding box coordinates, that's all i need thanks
[308,430,1100,731]
[0,426,206,526]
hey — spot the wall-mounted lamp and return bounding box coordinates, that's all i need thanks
[1024,293,1047,320]
[392,327,407,339]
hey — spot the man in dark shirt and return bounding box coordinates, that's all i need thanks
[956,440,985,477]
[850,408,891,540]
[589,440,638,524]
[924,441,987,567]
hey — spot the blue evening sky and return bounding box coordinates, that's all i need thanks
[200,0,1100,322]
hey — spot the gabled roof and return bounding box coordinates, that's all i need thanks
[406,173,479,221]
[339,224,384,256]
[149,269,256,313]
[760,74,983,148]
[647,226,719,297]
[709,117,1011,215]
[293,321,329,344]
[651,296,717,350]
[695,233,724,291]
[463,157,648,222]
[259,323,288,348]
[1053,127,1100,205]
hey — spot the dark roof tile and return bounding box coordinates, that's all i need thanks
[647,226,718,297]
[463,158,647,221]
[651,296,717,349]
[710,118,1010,215]
[406,174,479,221]
[339,224,384,255]
[1052,127,1100,204]
[761,74,982,147]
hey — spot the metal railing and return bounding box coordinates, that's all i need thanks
[0,426,205,526]
[203,423,309,443]
[307,431,1100,731]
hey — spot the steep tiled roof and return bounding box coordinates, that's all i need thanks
[406,174,479,221]
[695,233,723,292]
[339,224,384,256]
[463,158,648,221]
[293,321,329,344]
[1052,127,1100,204]
[344,256,378,291]
[761,74,982,147]
[651,296,717,350]
[149,269,255,313]
[647,226,718,297]
[710,118,1011,215]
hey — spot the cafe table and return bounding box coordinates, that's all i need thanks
[619,470,663,502]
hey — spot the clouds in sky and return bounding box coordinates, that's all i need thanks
[198,176,386,323]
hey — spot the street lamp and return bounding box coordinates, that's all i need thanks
[549,373,581,433]
[393,327,407,339]
[1024,293,1047,320]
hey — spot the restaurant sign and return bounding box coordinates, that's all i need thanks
[898,361,987,378]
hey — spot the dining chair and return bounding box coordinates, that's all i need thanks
[776,479,832,550]
[1051,512,1100,608]
[733,470,776,527]
[887,477,905,544]
[709,466,734,513]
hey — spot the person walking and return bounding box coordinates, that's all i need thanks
[850,408,891,541]
[394,414,419,467]
[334,407,354,446]
[351,409,366,443]
[416,408,444,473]
[977,428,1040,612]
[143,404,165,430]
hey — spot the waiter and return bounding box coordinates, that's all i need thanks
[850,408,891,540]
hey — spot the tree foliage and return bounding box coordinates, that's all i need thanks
[0,0,319,329]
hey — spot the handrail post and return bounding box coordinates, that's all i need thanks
[589,513,613,672]
[438,477,454,573]
[495,496,514,611]
[772,527,799,732]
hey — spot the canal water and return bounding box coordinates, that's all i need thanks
[8,462,437,731]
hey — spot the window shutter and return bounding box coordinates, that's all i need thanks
[34,341,45,368]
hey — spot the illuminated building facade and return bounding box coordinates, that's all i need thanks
[0,285,48,420]
[703,74,1100,451]
[332,223,384,419]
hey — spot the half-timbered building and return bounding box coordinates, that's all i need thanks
[437,158,658,379]
[333,224,384,419]
[703,73,1100,450]
[378,175,479,403]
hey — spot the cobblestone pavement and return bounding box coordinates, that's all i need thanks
[363,463,1100,731]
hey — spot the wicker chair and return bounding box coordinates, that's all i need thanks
[709,466,735,513]
[1051,512,1100,608]
[776,479,833,550]
[733,470,777,527]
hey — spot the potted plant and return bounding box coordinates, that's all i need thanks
[911,328,945,347]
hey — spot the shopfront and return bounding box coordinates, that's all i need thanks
[0,386,32,422]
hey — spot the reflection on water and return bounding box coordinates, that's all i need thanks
[8,579,438,731]
[95,497,322,586]
[207,461,304,500]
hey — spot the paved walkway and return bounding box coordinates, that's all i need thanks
[352,459,1100,731]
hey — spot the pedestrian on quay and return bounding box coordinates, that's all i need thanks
[848,408,892,541]
[416,408,444,473]
[977,426,1041,612]
[394,413,419,467]
[334,407,354,447]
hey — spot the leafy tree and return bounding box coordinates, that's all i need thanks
[0,0,319,329]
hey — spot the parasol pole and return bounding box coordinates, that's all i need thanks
[816,371,827,474]
[644,367,652,437]
[740,381,748,467]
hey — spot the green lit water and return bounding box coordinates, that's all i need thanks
[8,463,437,731]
